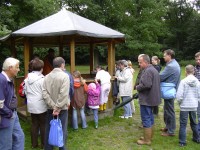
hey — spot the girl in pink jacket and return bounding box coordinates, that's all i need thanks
[87,80,101,129]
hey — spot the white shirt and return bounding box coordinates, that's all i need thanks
[96,70,111,85]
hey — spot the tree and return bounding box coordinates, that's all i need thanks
[164,0,196,59]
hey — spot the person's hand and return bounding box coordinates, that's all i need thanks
[53,109,61,116]
[94,78,98,83]
[82,79,86,84]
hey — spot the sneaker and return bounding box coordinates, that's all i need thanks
[128,115,133,118]
[95,123,98,129]
[119,116,129,119]
[192,139,200,143]
[179,143,186,147]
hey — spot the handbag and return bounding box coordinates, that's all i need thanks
[48,116,64,147]
[160,82,176,99]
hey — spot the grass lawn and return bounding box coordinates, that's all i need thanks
[20,65,200,150]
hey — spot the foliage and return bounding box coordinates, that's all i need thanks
[1,0,200,64]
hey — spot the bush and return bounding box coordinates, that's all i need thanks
[178,60,195,67]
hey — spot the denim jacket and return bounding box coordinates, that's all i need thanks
[160,59,181,89]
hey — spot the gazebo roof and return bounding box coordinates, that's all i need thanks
[1,9,125,46]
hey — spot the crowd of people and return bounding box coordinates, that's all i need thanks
[1,48,200,149]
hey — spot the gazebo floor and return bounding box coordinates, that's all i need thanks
[17,105,114,124]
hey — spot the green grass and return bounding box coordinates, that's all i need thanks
[20,65,199,150]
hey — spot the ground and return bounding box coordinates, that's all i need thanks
[21,99,200,150]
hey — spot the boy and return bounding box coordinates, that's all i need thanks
[176,65,200,147]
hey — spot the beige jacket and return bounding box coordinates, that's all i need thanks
[42,68,70,110]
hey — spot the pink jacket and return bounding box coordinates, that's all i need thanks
[87,83,100,106]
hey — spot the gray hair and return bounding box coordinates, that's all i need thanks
[139,54,150,64]
[2,57,20,71]
[185,64,194,74]
[138,54,145,59]
[120,60,128,67]
[53,57,65,68]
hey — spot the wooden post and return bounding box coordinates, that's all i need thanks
[90,43,94,74]
[70,38,75,73]
[108,40,115,76]
[59,36,63,57]
[24,38,30,75]
[107,40,115,109]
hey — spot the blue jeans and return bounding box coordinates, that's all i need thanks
[197,102,200,132]
[140,105,154,128]
[72,107,87,129]
[92,109,98,124]
[0,111,25,150]
[164,99,176,134]
[179,111,199,144]
[44,109,68,150]
[122,96,132,117]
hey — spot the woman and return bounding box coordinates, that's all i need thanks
[24,58,47,149]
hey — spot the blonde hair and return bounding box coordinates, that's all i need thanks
[185,64,194,74]
[2,57,20,71]
[73,70,85,85]
[127,60,132,67]
[152,56,160,64]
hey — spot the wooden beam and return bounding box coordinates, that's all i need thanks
[89,43,94,73]
[107,40,115,76]
[59,36,63,57]
[70,38,75,73]
[10,37,17,57]
[24,38,30,75]
[29,38,33,59]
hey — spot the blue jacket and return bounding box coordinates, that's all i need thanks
[160,59,181,89]
[64,71,74,101]
[0,73,17,128]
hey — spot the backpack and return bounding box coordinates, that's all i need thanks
[18,81,26,98]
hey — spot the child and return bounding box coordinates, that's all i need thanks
[95,65,111,111]
[176,65,200,147]
[127,60,135,114]
[87,79,101,129]
[71,70,88,130]
[151,56,162,116]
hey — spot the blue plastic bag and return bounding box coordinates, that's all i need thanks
[48,117,64,147]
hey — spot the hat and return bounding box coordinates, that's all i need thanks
[88,83,96,90]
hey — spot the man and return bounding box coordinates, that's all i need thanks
[194,52,200,132]
[160,49,181,136]
[42,57,70,150]
[43,48,55,75]
[116,60,133,119]
[136,54,161,145]
[0,57,25,150]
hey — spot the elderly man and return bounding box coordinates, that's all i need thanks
[0,57,25,150]
[160,49,180,136]
[43,57,70,150]
[136,54,161,145]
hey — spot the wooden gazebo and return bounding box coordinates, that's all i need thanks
[0,9,125,118]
